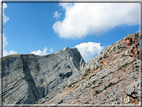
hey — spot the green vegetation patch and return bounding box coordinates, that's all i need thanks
[68,81,79,88]
[122,63,128,67]
[113,47,115,51]
[92,80,96,84]
[135,65,139,68]
[103,86,108,90]
[96,65,99,70]
[57,99,63,104]
[101,75,108,79]
[98,80,103,85]
[68,83,73,88]
[89,74,96,79]
[108,82,113,87]
[103,82,113,90]
[118,63,128,70]
[45,96,49,99]
[106,55,109,58]
[94,90,101,96]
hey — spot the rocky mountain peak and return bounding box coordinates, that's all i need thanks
[2,47,85,104]
[38,32,140,105]
[1,32,141,106]
[63,47,69,50]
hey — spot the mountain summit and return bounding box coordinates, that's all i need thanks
[39,32,140,105]
[2,32,140,105]
[2,47,85,104]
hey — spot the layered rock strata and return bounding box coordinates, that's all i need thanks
[41,32,141,105]
[2,47,85,104]
[2,32,141,106]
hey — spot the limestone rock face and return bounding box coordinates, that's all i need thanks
[40,32,140,105]
[2,47,85,104]
[2,32,141,106]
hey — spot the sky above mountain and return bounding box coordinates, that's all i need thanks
[2,2,140,62]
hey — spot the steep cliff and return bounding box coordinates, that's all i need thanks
[41,32,141,105]
[2,47,85,104]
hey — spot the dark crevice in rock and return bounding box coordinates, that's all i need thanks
[59,71,73,79]
[2,47,86,104]
[20,55,45,104]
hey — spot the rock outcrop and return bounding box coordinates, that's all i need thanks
[41,32,141,105]
[2,32,141,106]
[2,47,85,104]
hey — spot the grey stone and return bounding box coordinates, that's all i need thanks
[125,84,135,95]
[1,32,140,105]
[2,47,85,104]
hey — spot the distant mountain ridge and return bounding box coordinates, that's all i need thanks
[2,32,141,106]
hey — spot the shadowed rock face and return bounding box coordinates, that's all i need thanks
[2,47,85,104]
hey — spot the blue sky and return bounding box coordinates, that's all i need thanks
[2,2,140,62]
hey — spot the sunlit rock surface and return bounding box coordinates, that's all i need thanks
[2,32,141,106]
[2,47,85,104]
[41,32,140,105]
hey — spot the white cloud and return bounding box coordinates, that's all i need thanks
[50,48,53,52]
[3,50,18,57]
[59,3,74,10]
[3,12,10,25]
[54,11,61,18]
[53,3,140,39]
[75,42,104,62]
[0,34,18,57]
[3,2,7,10]
[1,3,10,25]
[3,34,8,48]
[0,3,17,57]
[0,2,10,31]
[31,47,48,55]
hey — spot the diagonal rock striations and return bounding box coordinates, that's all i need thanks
[2,47,85,104]
[41,32,141,105]
[1,32,141,105]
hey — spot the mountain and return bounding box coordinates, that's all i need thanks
[2,47,85,104]
[38,32,141,105]
[2,32,141,106]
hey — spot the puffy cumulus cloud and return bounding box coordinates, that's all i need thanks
[3,50,18,57]
[0,3,16,57]
[1,34,18,57]
[54,11,61,18]
[31,47,48,55]
[2,3,10,25]
[75,42,104,62]
[0,2,10,30]
[53,3,140,39]
[3,13,10,25]
[3,2,7,9]
[50,48,53,52]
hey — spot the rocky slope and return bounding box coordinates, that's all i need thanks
[40,32,141,106]
[1,32,141,106]
[2,47,85,104]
